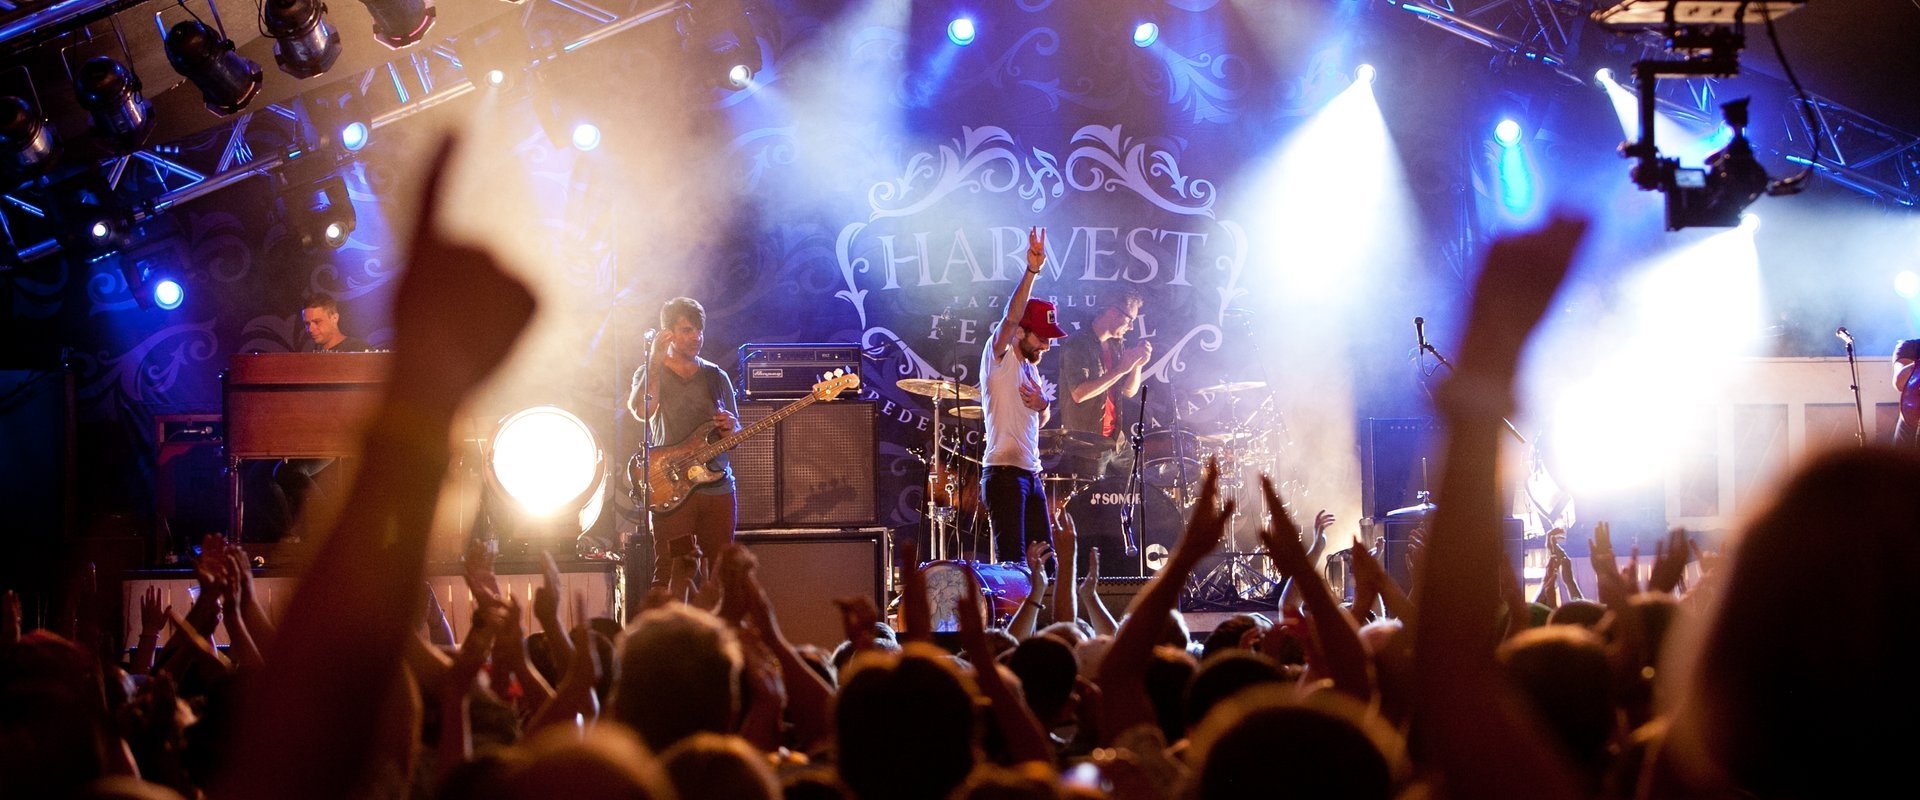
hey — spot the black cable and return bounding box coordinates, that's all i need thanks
[1762,9,1818,195]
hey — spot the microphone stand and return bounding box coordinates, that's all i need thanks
[627,333,658,603]
[1840,330,1866,447]
[1419,339,1528,446]
[1122,383,1149,573]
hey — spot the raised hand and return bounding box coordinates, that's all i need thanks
[834,595,881,653]
[140,586,169,639]
[382,136,537,414]
[1026,227,1047,271]
[1648,527,1691,594]
[462,539,502,608]
[1024,540,1054,587]
[1589,521,1621,585]
[1454,214,1590,378]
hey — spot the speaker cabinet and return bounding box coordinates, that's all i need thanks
[1362,417,1440,520]
[735,401,876,529]
[1379,513,1526,594]
[738,529,886,649]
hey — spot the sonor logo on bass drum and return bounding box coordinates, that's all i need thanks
[1089,492,1141,505]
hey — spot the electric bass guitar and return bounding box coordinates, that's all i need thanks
[629,370,860,514]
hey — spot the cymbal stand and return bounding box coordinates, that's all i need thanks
[924,379,956,562]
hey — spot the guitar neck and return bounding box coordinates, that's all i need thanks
[690,394,823,462]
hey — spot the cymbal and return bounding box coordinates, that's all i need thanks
[948,405,984,419]
[1196,430,1255,445]
[1193,380,1267,394]
[897,378,980,401]
[1040,428,1109,455]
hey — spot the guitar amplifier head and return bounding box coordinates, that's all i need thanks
[738,343,862,400]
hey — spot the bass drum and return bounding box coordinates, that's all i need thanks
[1061,477,1183,578]
[919,560,1032,632]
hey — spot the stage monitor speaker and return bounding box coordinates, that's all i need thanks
[1363,417,1440,520]
[735,401,876,529]
[738,529,885,650]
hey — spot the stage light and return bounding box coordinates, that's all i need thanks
[72,56,155,153]
[152,278,184,310]
[571,122,601,151]
[728,63,752,87]
[262,0,343,78]
[487,69,506,86]
[1895,270,1920,299]
[1132,21,1159,48]
[1595,67,1614,84]
[340,121,368,151]
[459,11,533,92]
[1,96,60,183]
[359,0,437,49]
[281,174,355,250]
[165,21,264,116]
[1495,118,1523,147]
[948,17,976,46]
[1355,63,1376,84]
[90,221,111,241]
[487,405,608,535]
[51,171,133,259]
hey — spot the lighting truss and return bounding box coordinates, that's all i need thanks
[0,0,683,264]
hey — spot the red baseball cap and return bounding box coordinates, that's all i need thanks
[1019,298,1069,339]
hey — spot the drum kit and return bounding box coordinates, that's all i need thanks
[897,374,1295,604]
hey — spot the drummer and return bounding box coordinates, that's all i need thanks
[1057,289,1151,477]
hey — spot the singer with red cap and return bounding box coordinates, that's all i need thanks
[980,227,1070,563]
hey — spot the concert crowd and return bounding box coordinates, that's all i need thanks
[4,137,1912,800]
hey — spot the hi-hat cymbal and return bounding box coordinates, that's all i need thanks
[948,405,984,419]
[897,378,980,401]
[1193,380,1267,394]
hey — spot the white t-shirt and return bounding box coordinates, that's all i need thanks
[980,327,1043,473]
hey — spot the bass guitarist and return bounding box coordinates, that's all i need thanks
[627,297,740,590]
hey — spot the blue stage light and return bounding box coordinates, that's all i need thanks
[340,121,368,151]
[1356,64,1376,84]
[1132,22,1159,48]
[1495,118,1522,147]
[153,278,184,310]
[572,123,601,152]
[948,17,976,46]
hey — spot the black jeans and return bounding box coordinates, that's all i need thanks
[983,466,1051,563]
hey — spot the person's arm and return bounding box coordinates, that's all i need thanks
[1078,547,1117,636]
[434,613,496,788]
[958,565,1054,765]
[1097,461,1231,741]
[217,135,537,800]
[730,550,833,754]
[1010,540,1052,640]
[1116,342,1151,398]
[1069,346,1142,405]
[1412,215,1589,800]
[131,586,167,674]
[1891,342,1916,393]
[228,544,276,649]
[992,228,1048,360]
[712,368,740,434]
[1257,486,1371,701]
[532,552,572,675]
[1051,506,1078,627]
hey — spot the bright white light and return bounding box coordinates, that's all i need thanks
[340,121,368,152]
[490,406,602,518]
[89,221,111,240]
[1597,77,1730,166]
[152,279,183,310]
[1132,22,1159,48]
[947,17,976,46]
[1595,67,1614,84]
[1545,225,1765,494]
[1895,270,1920,299]
[486,69,506,86]
[1495,118,1523,147]
[571,122,601,151]
[324,222,345,244]
[1355,63,1376,84]
[727,64,752,87]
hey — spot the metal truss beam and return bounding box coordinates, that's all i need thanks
[4,1,684,263]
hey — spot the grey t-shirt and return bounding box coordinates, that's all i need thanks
[647,357,739,495]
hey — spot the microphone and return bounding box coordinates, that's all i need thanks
[1414,317,1426,350]
[644,328,658,343]
[1835,327,1853,346]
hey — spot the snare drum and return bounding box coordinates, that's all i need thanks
[919,560,1032,632]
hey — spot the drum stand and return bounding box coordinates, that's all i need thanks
[1184,387,1280,610]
